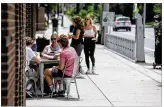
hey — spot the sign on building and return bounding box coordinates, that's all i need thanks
[102,12,115,26]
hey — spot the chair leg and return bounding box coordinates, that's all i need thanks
[67,84,71,99]
[50,82,55,98]
[74,78,80,99]
[34,80,38,98]
[65,80,71,99]
[26,91,33,98]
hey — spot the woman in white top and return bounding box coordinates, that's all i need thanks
[84,16,97,74]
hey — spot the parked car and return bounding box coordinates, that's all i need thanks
[113,16,131,31]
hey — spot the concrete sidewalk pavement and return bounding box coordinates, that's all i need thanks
[27,44,161,106]
[27,15,161,106]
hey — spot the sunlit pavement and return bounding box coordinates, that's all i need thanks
[26,15,161,107]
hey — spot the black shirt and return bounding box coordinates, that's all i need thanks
[69,24,75,33]
[71,26,84,47]
[52,18,58,27]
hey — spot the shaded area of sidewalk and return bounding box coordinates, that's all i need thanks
[27,15,161,106]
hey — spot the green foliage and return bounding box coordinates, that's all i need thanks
[66,3,102,23]
[153,3,162,15]
[49,4,57,12]
[78,10,88,19]
[66,8,75,20]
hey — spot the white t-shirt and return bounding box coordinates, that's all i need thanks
[26,47,36,71]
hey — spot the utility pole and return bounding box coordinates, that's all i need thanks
[76,3,80,14]
[61,3,64,27]
[101,3,109,45]
[143,3,146,38]
[57,3,59,19]
[56,3,58,18]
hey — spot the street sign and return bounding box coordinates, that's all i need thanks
[102,12,115,26]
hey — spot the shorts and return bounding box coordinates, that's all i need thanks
[52,68,71,78]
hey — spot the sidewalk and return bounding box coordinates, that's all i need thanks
[26,15,161,106]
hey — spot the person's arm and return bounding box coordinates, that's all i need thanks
[56,63,64,71]
[32,56,41,64]
[93,25,98,40]
[72,29,81,39]
[93,25,97,37]
[56,52,65,71]
[28,48,41,64]
[68,27,81,39]
[41,46,54,59]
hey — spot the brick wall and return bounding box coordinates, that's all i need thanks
[1,3,26,106]
[38,7,46,30]
[26,4,37,39]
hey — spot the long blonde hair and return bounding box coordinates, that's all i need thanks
[84,16,93,26]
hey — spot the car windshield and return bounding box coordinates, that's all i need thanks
[117,18,130,21]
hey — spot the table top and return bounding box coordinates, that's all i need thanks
[31,58,59,64]
[40,58,59,63]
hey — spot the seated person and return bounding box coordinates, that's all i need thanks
[41,32,60,60]
[44,34,78,94]
[26,37,41,71]
[26,37,41,97]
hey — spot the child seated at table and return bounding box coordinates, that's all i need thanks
[44,34,78,95]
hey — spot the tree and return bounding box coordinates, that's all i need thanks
[66,3,102,23]
[153,3,162,15]
[110,3,133,22]
[66,8,75,20]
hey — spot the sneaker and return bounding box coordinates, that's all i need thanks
[92,66,96,74]
[85,69,91,74]
[57,90,65,97]
[26,91,33,98]
[58,90,65,94]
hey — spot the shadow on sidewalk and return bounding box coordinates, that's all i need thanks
[137,62,153,66]
[27,96,81,102]
[54,97,81,101]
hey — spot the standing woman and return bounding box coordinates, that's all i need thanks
[68,16,85,74]
[84,16,97,74]
[69,16,84,56]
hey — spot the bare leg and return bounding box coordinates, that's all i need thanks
[44,68,53,86]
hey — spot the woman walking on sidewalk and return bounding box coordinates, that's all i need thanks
[84,16,97,74]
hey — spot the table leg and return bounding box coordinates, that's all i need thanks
[39,63,44,97]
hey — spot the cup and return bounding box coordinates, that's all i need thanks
[68,32,73,35]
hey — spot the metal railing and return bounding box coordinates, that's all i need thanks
[105,34,136,60]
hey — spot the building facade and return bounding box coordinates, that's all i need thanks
[1,3,46,106]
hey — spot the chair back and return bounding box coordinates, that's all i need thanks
[63,56,80,78]
[72,56,80,78]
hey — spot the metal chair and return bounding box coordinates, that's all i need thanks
[51,56,80,99]
[26,61,39,98]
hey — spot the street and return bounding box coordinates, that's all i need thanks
[110,27,155,58]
